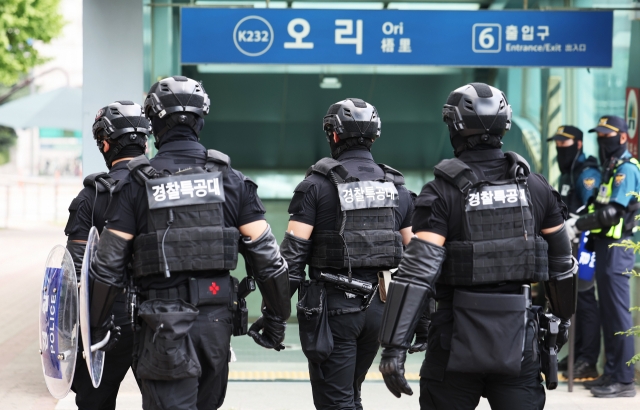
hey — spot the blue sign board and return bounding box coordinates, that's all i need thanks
[181,9,613,67]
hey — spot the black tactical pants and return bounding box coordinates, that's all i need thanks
[574,286,601,365]
[308,287,384,410]
[419,310,545,410]
[137,303,233,410]
[72,295,136,410]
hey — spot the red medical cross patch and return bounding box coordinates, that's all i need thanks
[209,282,220,295]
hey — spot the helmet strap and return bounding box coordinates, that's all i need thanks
[101,134,146,168]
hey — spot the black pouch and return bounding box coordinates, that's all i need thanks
[136,298,201,381]
[233,299,249,337]
[233,276,250,336]
[297,281,333,363]
[188,275,231,307]
[63,197,83,236]
[447,290,526,376]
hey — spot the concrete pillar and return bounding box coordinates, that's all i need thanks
[628,19,640,89]
[82,0,143,176]
[151,0,178,82]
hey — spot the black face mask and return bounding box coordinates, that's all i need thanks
[556,144,579,174]
[598,135,626,164]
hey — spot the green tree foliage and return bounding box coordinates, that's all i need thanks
[611,192,640,366]
[0,126,16,165]
[0,0,64,85]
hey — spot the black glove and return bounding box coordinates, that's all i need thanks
[248,313,286,351]
[379,347,413,398]
[241,225,291,320]
[90,314,121,352]
[556,319,571,352]
[280,232,311,298]
[408,312,429,354]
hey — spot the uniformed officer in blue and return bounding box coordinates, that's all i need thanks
[548,125,601,381]
[280,98,415,410]
[65,101,149,409]
[575,115,638,398]
[86,76,291,410]
[377,83,577,409]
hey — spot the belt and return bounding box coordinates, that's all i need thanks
[323,282,372,295]
[140,284,189,301]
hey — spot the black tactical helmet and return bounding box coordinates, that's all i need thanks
[144,76,210,142]
[442,83,512,156]
[323,98,381,142]
[92,101,150,168]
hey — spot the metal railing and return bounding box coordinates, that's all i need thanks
[0,176,81,228]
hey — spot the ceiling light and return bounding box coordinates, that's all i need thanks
[320,76,342,89]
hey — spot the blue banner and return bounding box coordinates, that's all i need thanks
[181,9,612,67]
[577,232,596,282]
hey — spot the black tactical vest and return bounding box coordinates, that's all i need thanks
[84,172,116,194]
[434,152,549,286]
[559,156,598,214]
[128,150,240,278]
[307,157,404,273]
[81,172,117,233]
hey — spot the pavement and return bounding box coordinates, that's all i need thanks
[52,372,640,410]
[1,224,638,410]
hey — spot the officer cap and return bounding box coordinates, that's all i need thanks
[589,115,628,134]
[547,125,583,142]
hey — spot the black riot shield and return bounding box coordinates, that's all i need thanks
[39,245,78,399]
[79,226,107,388]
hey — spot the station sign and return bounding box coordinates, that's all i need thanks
[181,9,613,67]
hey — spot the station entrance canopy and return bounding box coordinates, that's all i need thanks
[182,9,613,68]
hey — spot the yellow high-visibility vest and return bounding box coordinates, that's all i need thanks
[589,157,640,239]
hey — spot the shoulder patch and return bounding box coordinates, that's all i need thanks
[583,177,596,191]
[614,173,626,187]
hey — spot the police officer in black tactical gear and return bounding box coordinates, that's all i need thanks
[280,98,416,410]
[87,76,291,410]
[65,100,149,410]
[378,83,577,410]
